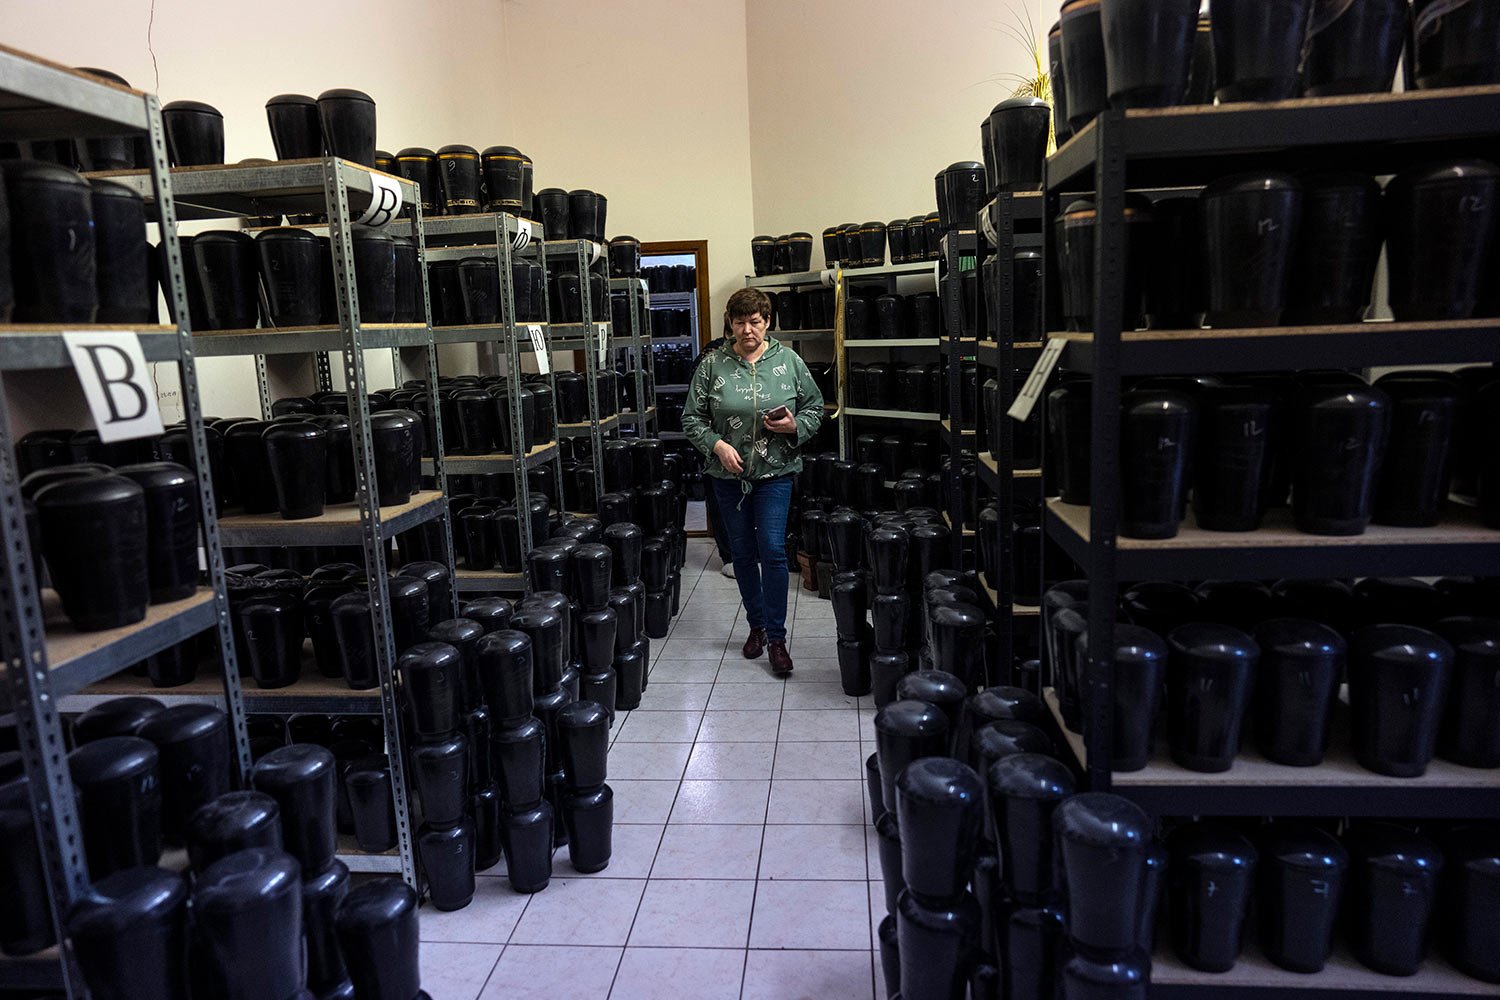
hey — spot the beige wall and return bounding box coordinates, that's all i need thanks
[2,0,1040,412]
[745,0,1041,266]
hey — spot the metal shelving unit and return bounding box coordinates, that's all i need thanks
[543,240,612,507]
[414,211,561,570]
[1033,90,1500,992]
[92,156,469,887]
[938,230,979,569]
[610,276,659,437]
[974,191,1046,681]
[0,49,248,996]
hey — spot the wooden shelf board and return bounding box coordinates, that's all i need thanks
[1044,688,1500,794]
[219,490,445,544]
[1151,943,1493,995]
[1047,498,1500,553]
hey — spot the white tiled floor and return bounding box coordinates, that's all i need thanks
[420,537,882,1000]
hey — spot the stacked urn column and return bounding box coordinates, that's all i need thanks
[861,546,1176,998]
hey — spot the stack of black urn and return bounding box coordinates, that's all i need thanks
[14,694,414,998]
[818,216,942,269]
[1051,0,1488,147]
[1043,576,1500,781]
[749,232,814,275]
[1047,362,1500,538]
[204,395,423,521]
[391,143,534,220]
[478,609,556,893]
[23,455,201,633]
[250,743,355,996]
[0,160,155,325]
[1052,160,1498,336]
[397,640,476,912]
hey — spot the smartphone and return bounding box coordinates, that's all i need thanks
[764,405,790,421]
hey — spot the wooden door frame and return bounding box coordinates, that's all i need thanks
[641,239,712,352]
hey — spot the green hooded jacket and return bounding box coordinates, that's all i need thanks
[680,336,825,482]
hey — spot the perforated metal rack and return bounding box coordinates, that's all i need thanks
[973,192,1046,682]
[0,47,248,995]
[609,275,660,437]
[85,155,468,887]
[1035,88,1500,999]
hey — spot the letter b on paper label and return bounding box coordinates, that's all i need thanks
[63,331,164,442]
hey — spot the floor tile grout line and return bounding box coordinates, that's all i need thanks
[470,944,506,999]
[739,647,785,1000]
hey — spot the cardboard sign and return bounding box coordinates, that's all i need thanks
[512,218,532,252]
[355,172,404,227]
[1008,337,1066,423]
[63,331,165,442]
[526,324,550,375]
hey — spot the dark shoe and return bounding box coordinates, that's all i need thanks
[769,642,793,676]
[742,628,767,659]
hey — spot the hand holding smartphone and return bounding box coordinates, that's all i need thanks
[764,405,791,421]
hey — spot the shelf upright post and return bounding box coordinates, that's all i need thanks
[412,200,457,617]
[630,279,649,434]
[323,157,417,887]
[146,93,252,777]
[992,195,1018,686]
[536,245,563,538]
[942,235,967,569]
[1083,112,1127,792]
[499,215,537,555]
[580,243,607,497]
[0,373,87,1000]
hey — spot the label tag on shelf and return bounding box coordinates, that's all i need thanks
[512,219,532,252]
[1008,337,1066,423]
[63,331,165,442]
[819,268,836,287]
[526,323,550,374]
[355,173,403,227]
[587,242,604,265]
[596,322,609,366]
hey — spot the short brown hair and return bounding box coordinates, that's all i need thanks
[726,287,771,322]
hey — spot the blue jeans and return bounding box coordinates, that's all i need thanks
[703,480,734,563]
[711,475,793,643]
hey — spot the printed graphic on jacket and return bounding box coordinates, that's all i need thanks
[679,336,825,481]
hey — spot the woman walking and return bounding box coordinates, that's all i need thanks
[681,288,824,675]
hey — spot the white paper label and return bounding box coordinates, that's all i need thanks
[819,268,836,287]
[1008,337,1067,423]
[526,323,550,375]
[63,331,165,442]
[355,172,404,227]
[511,218,532,252]
[596,322,609,366]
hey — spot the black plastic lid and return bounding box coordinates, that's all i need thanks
[195,847,300,913]
[69,735,158,783]
[117,458,191,483]
[257,226,320,244]
[337,877,417,929]
[0,159,90,188]
[396,147,436,159]
[89,177,142,202]
[438,144,479,157]
[992,96,1050,114]
[317,88,373,104]
[69,866,187,936]
[266,93,316,107]
[194,230,255,248]
[163,100,222,117]
[482,145,523,159]
[1202,172,1302,198]
[33,473,143,508]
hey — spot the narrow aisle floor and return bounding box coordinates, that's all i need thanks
[418,536,887,1000]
